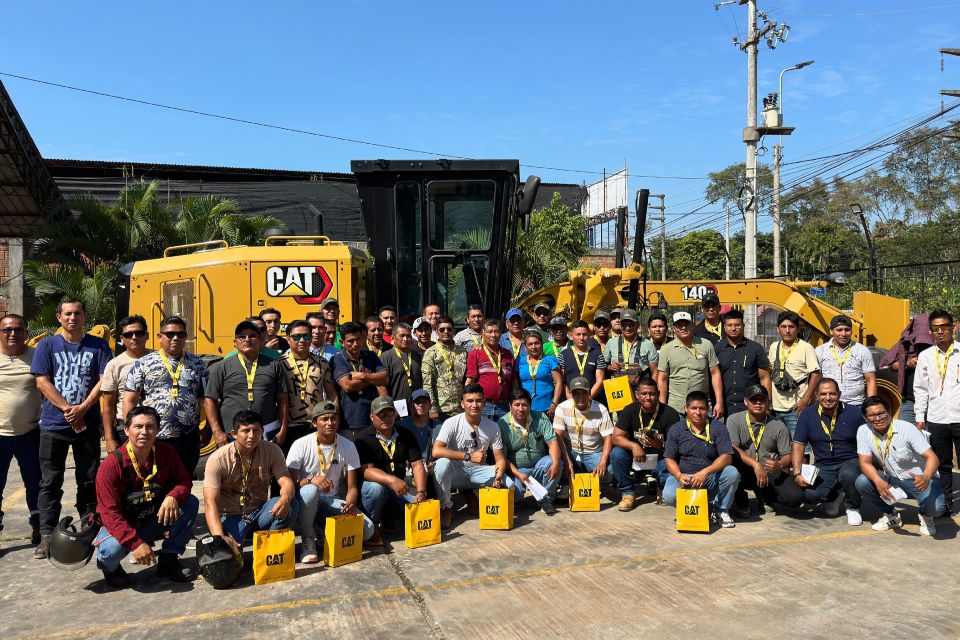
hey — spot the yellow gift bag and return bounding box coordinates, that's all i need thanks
[676,488,710,532]
[405,499,442,548]
[569,473,601,512]
[323,513,364,567]
[252,528,295,585]
[478,487,514,530]
[603,375,633,412]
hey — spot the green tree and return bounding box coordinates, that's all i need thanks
[512,192,588,302]
[667,230,726,280]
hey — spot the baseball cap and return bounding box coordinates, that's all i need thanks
[311,400,338,418]
[411,389,430,403]
[620,309,639,324]
[701,291,720,306]
[610,307,624,318]
[570,377,591,392]
[594,309,611,322]
[412,316,430,330]
[672,311,693,323]
[549,316,568,328]
[745,384,769,400]
[320,297,339,309]
[505,308,524,320]
[830,315,853,329]
[371,396,396,415]
[533,301,552,312]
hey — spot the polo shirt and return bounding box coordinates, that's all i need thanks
[657,338,718,413]
[663,418,734,474]
[715,337,771,414]
[204,441,288,515]
[355,427,423,479]
[615,401,681,453]
[380,347,423,404]
[603,335,659,380]
[517,354,560,412]
[794,402,861,466]
[856,419,935,480]
[693,322,723,345]
[558,346,607,390]
[500,333,528,361]
[277,352,334,425]
[768,339,820,412]
[331,349,385,429]
[454,327,482,350]
[466,346,515,404]
[552,399,613,454]
[814,340,875,405]
[498,410,556,469]
[205,353,287,433]
[725,411,791,478]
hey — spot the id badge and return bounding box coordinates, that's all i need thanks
[575,453,582,464]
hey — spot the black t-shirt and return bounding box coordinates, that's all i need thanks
[615,401,681,453]
[355,427,423,480]
[693,323,722,345]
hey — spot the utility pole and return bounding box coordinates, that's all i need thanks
[942,48,960,139]
[725,205,731,280]
[644,193,666,278]
[772,143,781,276]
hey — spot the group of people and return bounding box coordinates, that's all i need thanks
[0,291,955,589]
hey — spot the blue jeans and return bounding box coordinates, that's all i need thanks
[855,472,945,517]
[220,496,300,543]
[360,480,416,525]
[515,454,560,506]
[569,449,604,474]
[662,465,741,512]
[297,484,374,541]
[0,428,41,529]
[773,410,799,439]
[482,403,508,422]
[433,458,515,509]
[94,495,199,572]
[609,447,639,497]
[803,458,862,510]
[897,400,916,425]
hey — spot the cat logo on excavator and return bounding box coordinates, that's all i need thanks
[265,265,333,305]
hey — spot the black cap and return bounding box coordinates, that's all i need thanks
[549,316,568,328]
[701,291,720,306]
[745,384,769,400]
[830,315,853,329]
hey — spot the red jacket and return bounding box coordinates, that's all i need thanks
[95,442,193,550]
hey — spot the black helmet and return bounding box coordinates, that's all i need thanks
[196,535,243,589]
[49,514,100,571]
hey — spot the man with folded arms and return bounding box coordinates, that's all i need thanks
[499,388,562,514]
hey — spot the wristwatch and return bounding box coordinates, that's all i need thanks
[792,470,801,477]
[463,452,470,462]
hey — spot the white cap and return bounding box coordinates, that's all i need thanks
[672,311,693,323]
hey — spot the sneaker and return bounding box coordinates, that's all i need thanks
[556,484,569,501]
[540,501,557,515]
[31,523,41,546]
[440,507,453,529]
[99,562,131,589]
[618,495,636,512]
[156,553,195,583]
[871,512,901,531]
[300,538,319,564]
[645,476,658,496]
[33,534,50,559]
[846,509,863,526]
[719,511,736,528]
[919,514,937,537]
[731,503,752,520]
[824,489,846,518]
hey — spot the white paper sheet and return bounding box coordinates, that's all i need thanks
[525,477,549,501]
[632,453,659,471]
[801,464,819,484]
[393,400,409,417]
[882,485,908,505]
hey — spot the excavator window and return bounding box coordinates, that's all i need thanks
[429,255,489,325]
[427,180,495,250]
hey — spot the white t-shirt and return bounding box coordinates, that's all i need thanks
[435,413,503,465]
[0,347,41,437]
[552,399,613,454]
[856,419,935,480]
[286,433,360,498]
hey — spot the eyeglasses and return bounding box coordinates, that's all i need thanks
[594,321,611,328]
[235,334,258,341]
[437,326,454,333]
[1,327,25,334]
[865,411,888,421]
[534,309,550,316]
[288,334,311,341]
[746,396,767,404]
[121,330,147,339]
[161,331,188,339]
[930,324,954,333]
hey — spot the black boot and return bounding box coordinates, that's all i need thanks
[156,553,195,583]
[31,523,41,545]
[99,562,131,589]
[33,534,50,559]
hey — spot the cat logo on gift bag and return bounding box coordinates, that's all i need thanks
[569,473,601,512]
[676,488,710,532]
[478,487,515,530]
[252,528,295,585]
[603,375,633,412]
[405,499,442,548]
[324,513,364,567]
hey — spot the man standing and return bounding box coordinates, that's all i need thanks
[332,321,387,439]
[647,313,671,351]
[378,305,398,345]
[913,308,960,514]
[380,323,422,411]
[815,315,876,408]
[693,292,723,345]
[609,308,623,338]
[558,321,606,400]
[715,308,772,418]
[124,316,209,473]
[657,311,723,418]
[466,319,515,421]
[501,308,528,360]
[259,308,283,352]
[552,377,620,501]
[423,303,442,339]
[455,304,485,350]
[306,312,328,359]
[276,319,337,455]
[530,301,553,343]
[856,396,944,535]
[413,317,435,352]
[422,316,468,422]
[613,377,680,495]
[0,314,42,546]
[432,383,513,529]
[604,309,659,389]
[101,315,150,453]
[205,320,288,446]
[549,316,571,354]
[791,378,864,526]
[768,311,820,438]
[365,316,386,357]
[32,299,112,559]
[320,298,342,348]
[590,310,613,352]
[499,388,562,514]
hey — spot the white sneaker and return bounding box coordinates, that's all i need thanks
[846,509,863,526]
[719,511,736,528]
[300,538,319,564]
[919,514,937,537]
[871,512,902,531]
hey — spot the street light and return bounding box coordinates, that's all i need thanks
[851,203,879,293]
[778,60,814,121]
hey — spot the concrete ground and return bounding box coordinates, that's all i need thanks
[1,458,958,640]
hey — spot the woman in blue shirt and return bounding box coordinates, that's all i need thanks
[516,331,564,417]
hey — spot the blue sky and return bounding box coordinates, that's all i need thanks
[2,1,959,237]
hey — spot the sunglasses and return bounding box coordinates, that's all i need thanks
[235,333,259,341]
[437,326,454,333]
[161,331,188,339]
[288,334,311,341]
[1,327,25,334]
[121,330,148,339]
[534,309,550,316]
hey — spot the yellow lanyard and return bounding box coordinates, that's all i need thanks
[437,344,456,381]
[830,343,852,382]
[572,349,589,376]
[288,353,309,401]
[510,336,522,358]
[527,357,541,395]
[234,444,253,513]
[686,419,713,444]
[706,322,722,337]
[643,404,661,434]
[348,356,364,373]
[377,434,397,473]
[872,424,895,472]
[935,343,955,393]
[510,413,531,447]
[236,354,258,405]
[620,338,635,364]
[159,351,183,399]
[818,405,838,452]
[316,433,337,476]
[394,348,412,386]
[483,345,502,384]
[368,343,382,357]
[745,414,766,461]
[572,406,587,452]
[779,341,796,370]
[125,442,158,501]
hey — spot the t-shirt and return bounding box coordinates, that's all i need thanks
[205,353,287,433]
[203,441,289,516]
[657,338,719,413]
[355,427,423,479]
[0,347,41,436]
[615,401,681,453]
[552,399,613,454]
[380,348,423,405]
[856,420,934,480]
[125,351,208,439]
[725,411,791,478]
[101,351,147,421]
[286,432,360,498]
[277,352,334,425]
[398,417,440,463]
[768,339,820,412]
[454,327,482,351]
[466,346,515,404]
[435,413,503,464]
[331,350,385,429]
[794,402,861,466]
[517,354,560,412]
[497,410,556,469]
[603,336,659,380]
[663,418,734,474]
[558,346,607,390]
[814,340,876,406]
[715,338,771,414]
[31,334,112,431]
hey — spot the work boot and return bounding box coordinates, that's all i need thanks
[618,495,636,512]
[540,501,557,516]
[464,491,480,515]
[99,562,131,589]
[31,523,41,545]
[33,534,50,559]
[156,553,195,583]
[440,507,453,529]
[367,525,384,547]
[823,489,846,518]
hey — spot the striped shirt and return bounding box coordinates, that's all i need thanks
[552,399,613,454]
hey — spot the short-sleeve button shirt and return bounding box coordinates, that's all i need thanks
[126,351,208,439]
[658,338,719,413]
[814,340,875,406]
